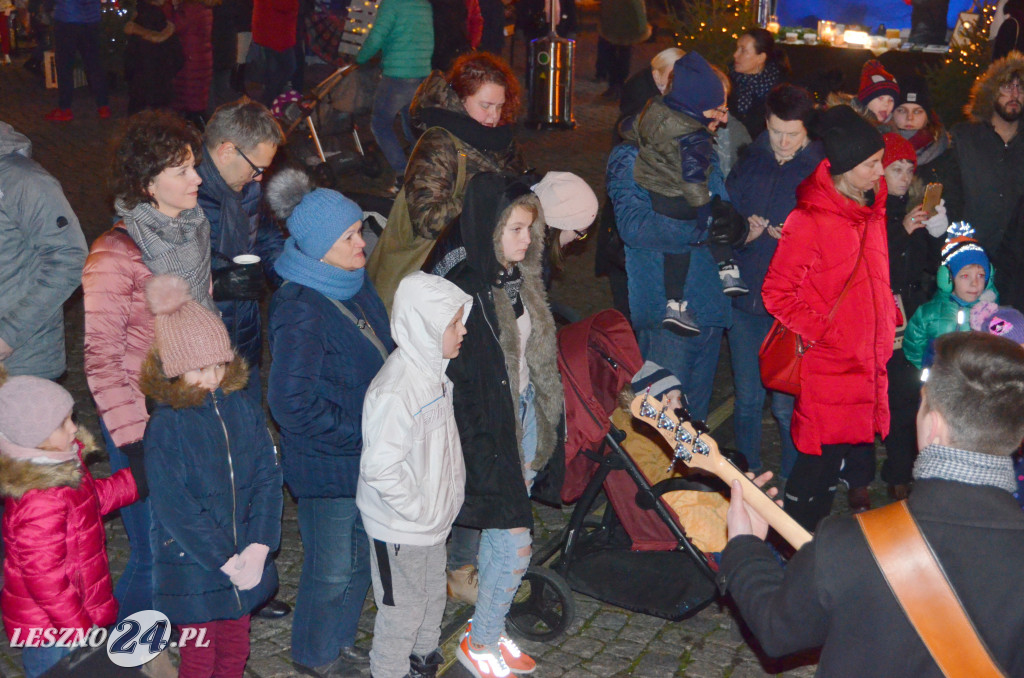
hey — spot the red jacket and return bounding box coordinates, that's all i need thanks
[83,227,154,448]
[252,0,298,51]
[762,160,896,455]
[0,437,138,643]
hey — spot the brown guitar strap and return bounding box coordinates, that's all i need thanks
[856,501,1006,678]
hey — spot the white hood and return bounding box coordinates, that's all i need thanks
[0,122,32,159]
[391,272,472,379]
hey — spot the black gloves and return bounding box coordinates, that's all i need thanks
[708,196,749,249]
[120,440,149,502]
[212,263,265,302]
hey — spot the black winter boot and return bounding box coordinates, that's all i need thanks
[409,650,444,678]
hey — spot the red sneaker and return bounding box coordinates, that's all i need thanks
[464,621,536,674]
[44,108,73,122]
[97,105,111,119]
[457,634,511,678]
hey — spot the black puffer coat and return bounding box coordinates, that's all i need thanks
[439,173,563,530]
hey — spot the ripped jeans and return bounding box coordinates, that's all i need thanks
[471,528,532,647]
[469,384,537,647]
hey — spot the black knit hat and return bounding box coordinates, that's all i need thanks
[897,75,932,114]
[816,105,884,175]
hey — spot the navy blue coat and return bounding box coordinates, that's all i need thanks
[142,357,283,625]
[267,280,394,498]
[606,142,731,331]
[725,133,823,316]
[198,147,285,367]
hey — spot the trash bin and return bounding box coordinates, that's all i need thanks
[526,34,576,129]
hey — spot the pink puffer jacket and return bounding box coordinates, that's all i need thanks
[82,227,154,448]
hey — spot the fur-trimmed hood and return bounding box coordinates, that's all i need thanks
[966,51,1024,123]
[452,172,563,472]
[140,352,249,409]
[0,429,98,499]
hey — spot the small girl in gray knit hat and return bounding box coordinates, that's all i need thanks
[0,370,141,678]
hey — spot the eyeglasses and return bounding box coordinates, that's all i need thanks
[235,146,266,178]
[999,80,1024,94]
[713,105,729,116]
[573,228,589,242]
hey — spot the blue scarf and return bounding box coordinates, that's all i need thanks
[274,238,365,301]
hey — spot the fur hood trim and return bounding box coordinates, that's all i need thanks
[488,199,564,473]
[967,52,1024,123]
[0,429,99,499]
[140,352,250,409]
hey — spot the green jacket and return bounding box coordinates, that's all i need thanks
[355,0,434,79]
[628,97,714,207]
[903,281,998,368]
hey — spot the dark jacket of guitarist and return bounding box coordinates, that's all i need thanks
[719,332,1024,677]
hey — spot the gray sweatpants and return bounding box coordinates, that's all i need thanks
[368,538,448,678]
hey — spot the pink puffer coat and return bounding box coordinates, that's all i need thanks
[82,227,154,448]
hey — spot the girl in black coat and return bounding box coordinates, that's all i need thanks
[437,173,563,675]
[881,133,941,499]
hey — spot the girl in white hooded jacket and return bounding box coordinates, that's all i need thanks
[357,271,472,678]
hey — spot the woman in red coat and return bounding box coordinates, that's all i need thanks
[762,105,896,532]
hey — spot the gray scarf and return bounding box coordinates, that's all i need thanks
[117,199,216,312]
[913,443,1018,494]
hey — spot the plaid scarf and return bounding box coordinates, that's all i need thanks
[913,443,1017,494]
[118,199,215,313]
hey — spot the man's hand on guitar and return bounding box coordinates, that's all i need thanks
[727,471,779,541]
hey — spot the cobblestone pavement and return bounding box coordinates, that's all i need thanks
[0,8,890,676]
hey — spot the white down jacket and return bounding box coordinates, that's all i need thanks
[356,271,472,546]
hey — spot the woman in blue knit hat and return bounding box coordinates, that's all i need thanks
[265,169,396,678]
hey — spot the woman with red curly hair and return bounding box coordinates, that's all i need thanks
[367,51,528,310]
[81,110,212,630]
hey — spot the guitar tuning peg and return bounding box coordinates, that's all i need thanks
[639,387,657,419]
[656,405,676,431]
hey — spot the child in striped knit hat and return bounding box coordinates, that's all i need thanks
[903,222,999,369]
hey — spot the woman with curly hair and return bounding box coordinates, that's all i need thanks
[367,51,527,311]
[82,109,212,624]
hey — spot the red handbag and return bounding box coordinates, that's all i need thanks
[759,230,867,396]
[758,320,806,395]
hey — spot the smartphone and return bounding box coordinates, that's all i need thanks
[921,183,943,216]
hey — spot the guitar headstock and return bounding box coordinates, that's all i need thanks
[629,390,722,475]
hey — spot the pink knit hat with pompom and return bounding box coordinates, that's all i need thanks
[146,275,235,378]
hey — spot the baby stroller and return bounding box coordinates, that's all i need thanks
[551,310,724,620]
[273,63,384,187]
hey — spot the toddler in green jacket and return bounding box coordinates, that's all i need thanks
[904,222,998,368]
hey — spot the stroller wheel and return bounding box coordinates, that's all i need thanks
[506,566,575,643]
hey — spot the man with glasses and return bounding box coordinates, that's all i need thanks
[949,54,1024,252]
[198,98,292,619]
